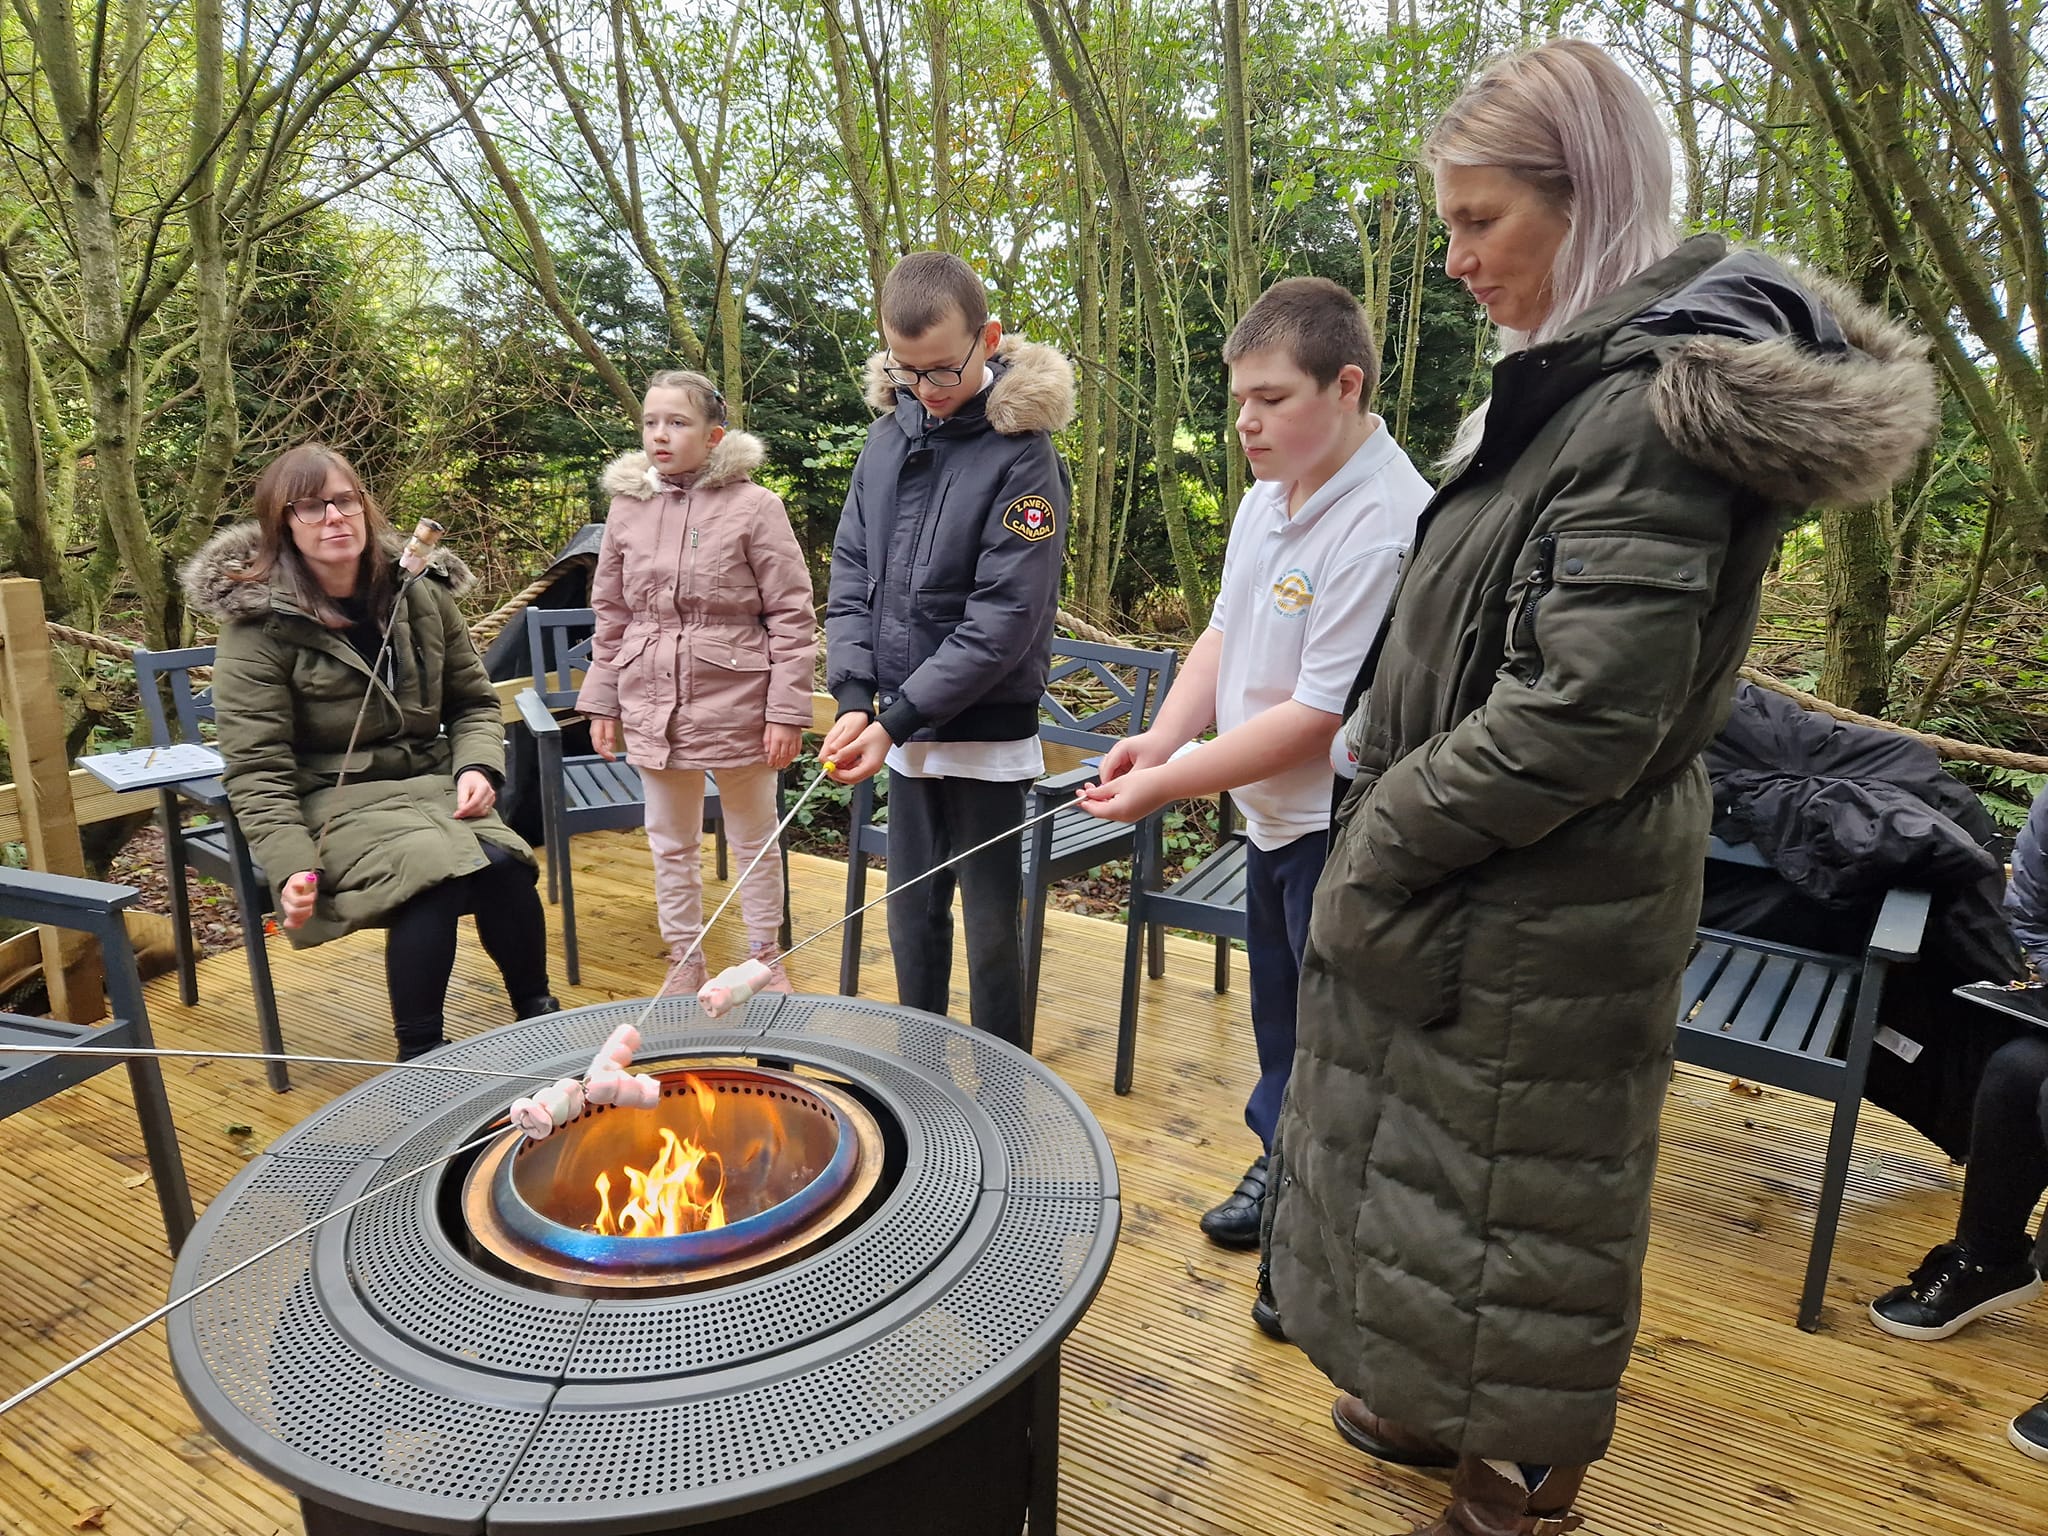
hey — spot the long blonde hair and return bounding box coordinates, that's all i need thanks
[1429,39,1679,465]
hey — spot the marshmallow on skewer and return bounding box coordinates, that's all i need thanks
[508,1077,587,1141]
[397,518,445,576]
[580,1022,661,1109]
[697,957,774,1020]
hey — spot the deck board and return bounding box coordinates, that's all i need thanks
[1,828,2044,1534]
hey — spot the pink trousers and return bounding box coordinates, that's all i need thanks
[639,763,784,951]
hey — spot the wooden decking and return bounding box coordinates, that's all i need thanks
[2,830,2045,1535]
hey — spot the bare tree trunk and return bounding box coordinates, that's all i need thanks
[1026,0,1210,625]
[179,0,234,636]
[1392,168,1430,440]
[0,280,72,612]
[1217,0,1255,522]
[816,0,893,310]
[926,0,953,250]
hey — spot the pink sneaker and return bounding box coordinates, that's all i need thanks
[748,944,794,994]
[658,947,708,999]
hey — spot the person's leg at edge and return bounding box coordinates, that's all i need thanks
[1209,828,1326,1250]
[385,876,466,1059]
[715,761,792,990]
[884,772,957,1017]
[1873,1034,2048,1340]
[642,764,710,995]
[946,775,1028,1047]
[464,841,555,1015]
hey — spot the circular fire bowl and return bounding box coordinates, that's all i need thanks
[166,995,1119,1536]
[464,1064,885,1289]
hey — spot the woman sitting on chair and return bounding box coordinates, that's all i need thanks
[183,444,559,1061]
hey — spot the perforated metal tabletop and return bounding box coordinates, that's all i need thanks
[167,996,1119,1534]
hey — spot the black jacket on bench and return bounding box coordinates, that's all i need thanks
[1705,680,2026,1159]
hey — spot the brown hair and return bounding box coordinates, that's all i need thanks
[880,251,989,339]
[236,444,397,628]
[644,369,727,424]
[1224,277,1380,410]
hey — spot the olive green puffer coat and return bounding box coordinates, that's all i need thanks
[1268,235,1941,1466]
[182,523,532,949]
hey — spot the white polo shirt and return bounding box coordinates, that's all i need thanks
[1210,420,1430,849]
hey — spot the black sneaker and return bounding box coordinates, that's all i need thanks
[1869,1242,2042,1341]
[2009,1395,2048,1464]
[1199,1154,1268,1250]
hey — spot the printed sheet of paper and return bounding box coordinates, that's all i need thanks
[78,742,226,793]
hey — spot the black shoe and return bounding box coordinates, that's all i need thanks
[513,993,563,1021]
[1251,1258,1286,1340]
[2010,1395,2048,1464]
[1870,1242,2042,1341]
[1200,1153,1269,1250]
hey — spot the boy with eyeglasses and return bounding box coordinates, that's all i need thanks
[822,251,1073,1046]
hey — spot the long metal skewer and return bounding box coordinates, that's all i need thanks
[0,1042,564,1085]
[776,796,1074,965]
[0,1128,501,1419]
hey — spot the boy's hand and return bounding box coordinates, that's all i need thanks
[1096,731,1174,783]
[821,710,870,761]
[826,721,892,784]
[1075,767,1172,823]
[762,722,802,770]
[589,717,620,761]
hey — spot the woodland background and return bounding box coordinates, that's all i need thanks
[5,0,2048,825]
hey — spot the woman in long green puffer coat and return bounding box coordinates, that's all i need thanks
[1265,41,1942,1536]
[183,444,559,1059]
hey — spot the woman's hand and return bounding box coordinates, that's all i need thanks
[280,871,320,930]
[820,710,869,761]
[453,768,497,820]
[762,722,802,770]
[589,716,620,761]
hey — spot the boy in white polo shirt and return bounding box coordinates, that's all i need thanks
[1077,276,1429,1250]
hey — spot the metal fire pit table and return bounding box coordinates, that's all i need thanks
[167,995,1119,1535]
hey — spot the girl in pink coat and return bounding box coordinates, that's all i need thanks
[579,370,816,995]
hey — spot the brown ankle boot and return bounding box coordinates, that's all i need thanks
[1331,1394,1456,1469]
[1408,1458,1587,1536]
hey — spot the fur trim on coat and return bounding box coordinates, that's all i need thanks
[181,522,477,623]
[862,333,1076,434]
[599,430,768,500]
[1650,269,1939,509]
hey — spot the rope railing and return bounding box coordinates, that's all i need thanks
[1735,666,2048,774]
[31,595,2048,776]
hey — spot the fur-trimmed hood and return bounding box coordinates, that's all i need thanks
[862,333,1075,435]
[181,520,477,622]
[600,430,767,500]
[1631,244,1939,509]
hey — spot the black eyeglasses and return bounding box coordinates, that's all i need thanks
[882,339,983,390]
[289,492,365,524]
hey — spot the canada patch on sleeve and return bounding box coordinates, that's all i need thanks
[1002,494,1058,542]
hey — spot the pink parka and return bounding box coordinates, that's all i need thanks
[578,432,816,770]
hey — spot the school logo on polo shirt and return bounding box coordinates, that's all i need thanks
[1003,494,1058,542]
[1271,567,1314,616]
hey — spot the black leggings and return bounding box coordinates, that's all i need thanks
[384,843,549,1051]
[1956,1033,2048,1268]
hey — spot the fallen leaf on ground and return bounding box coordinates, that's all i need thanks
[73,1504,112,1530]
[1727,1079,1765,1098]
[122,1173,150,1188]
[224,1122,253,1137]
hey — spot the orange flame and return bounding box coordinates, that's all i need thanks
[591,1074,728,1237]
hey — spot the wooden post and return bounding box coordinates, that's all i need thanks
[0,578,104,1021]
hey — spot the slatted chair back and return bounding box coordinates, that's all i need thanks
[1037,639,1178,756]
[525,607,598,710]
[133,645,220,746]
